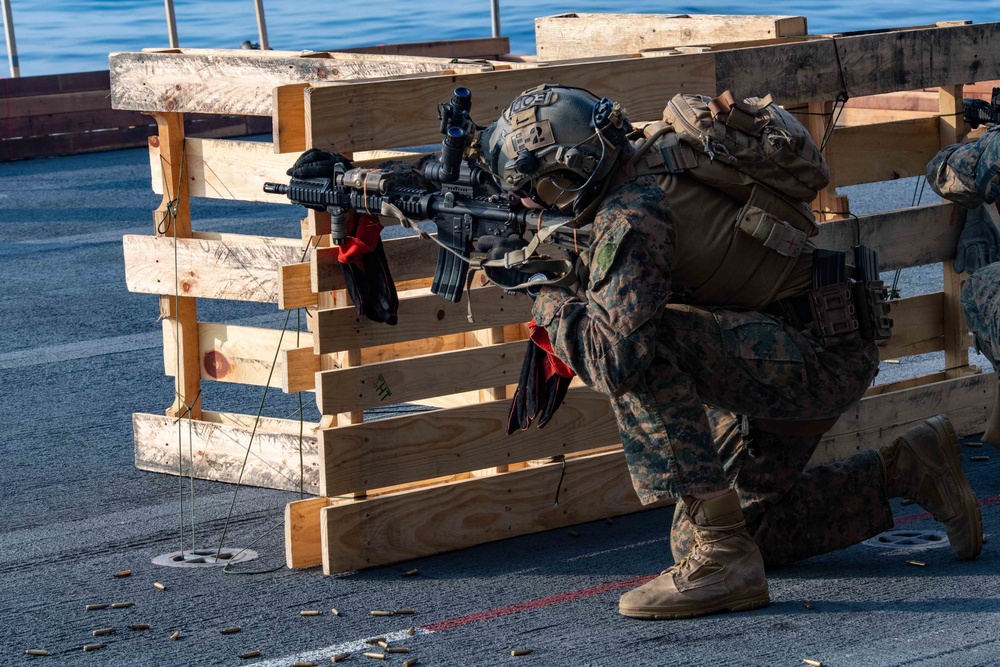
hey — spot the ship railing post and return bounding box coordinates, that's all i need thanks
[1,0,19,78]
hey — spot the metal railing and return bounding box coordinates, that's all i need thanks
[3,0,503,78]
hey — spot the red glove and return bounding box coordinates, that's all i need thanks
[506,319,575,435]
[335,211,399,326]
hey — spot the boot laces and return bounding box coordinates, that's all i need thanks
[663,521,745,576]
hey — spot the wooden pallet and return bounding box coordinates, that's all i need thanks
[115,17,1000,575]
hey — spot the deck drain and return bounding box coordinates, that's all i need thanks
[152,548,258,568]
[863,529,949,551]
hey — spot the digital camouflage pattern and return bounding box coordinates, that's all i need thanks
[532,173,882,504]
[926,126,1000,207]
[962,262,1000,366]
[669,422,891,567]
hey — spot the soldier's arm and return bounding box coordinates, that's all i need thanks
[531,179,673,396]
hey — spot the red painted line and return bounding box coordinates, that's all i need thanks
[421,495,999,634]
[421,574,657,632]
[895,494,1000,526]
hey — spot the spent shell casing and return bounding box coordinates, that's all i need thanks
[965,442,984,447]
[363,652,386,660]
[92,628,115,637]
[403,659,419,667]
[85,603,109,611]
[395,608,415,615]
[971,456,990,461]
[113,570,132,578]
[24,649,49,656]
[803,660,824,667]
[511,649,533,656]
[220,626,242,635]
[300,610,323,616]
[387,647,410,654]
[153,582,166,591]
[370,610,393,617]
[402,568,419,577]
[330,608,341,616]
[129,623,150,631]
[907,560,927,567]
[377,640,390,649]
[366,637,387,645]
[900,499,915,505]
[293,662,317,667]
[885,359,901,365]
[566,529,581,538]
[170,631,181,641]
[803,601,813,610]
[239,650,261,659]
[111,602,134,609]
[82,643,106,652]
[405,626,416,636]
[331,652,351,662]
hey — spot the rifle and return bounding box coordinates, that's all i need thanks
[964,87,1000,128]
[264,88,585,304]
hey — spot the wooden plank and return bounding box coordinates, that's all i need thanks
[123,234,305,302]
[6,108,152,139]
[285,497,331,569]
[319,386,619,496]
[878,293,944,359]
[534,13,807,61]
[133,411,319,493]
[813,203,962,271]
[304,53,715,152]
[148,137,425,202]
[319,449,672,574]
[316,340,527,414]
[342,37,511,59]
[827,117,942,187]
[811,371,997,466]
[163,322,313,388]
[836,107,940,127]
[4,89,114,118]
[716,23,1000,106]
[273,83,308,154]
[311,236,438,293]
[306,23,1000,152]
[0,69,111,97]
[110,49,498,115]
[314,286,534,354]
[278,262,316,309]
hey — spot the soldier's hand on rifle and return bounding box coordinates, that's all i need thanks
[287,148,354,179]
[954,204,1000,274]
[475,235,534,293]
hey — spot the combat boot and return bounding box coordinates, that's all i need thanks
[879,414,983,560]
[619,490,769,619]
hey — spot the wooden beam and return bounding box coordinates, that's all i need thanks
[341,36,511,60]
[123,234,305,302]
[319,448,673,574]
[813,203,962,271]
[534,14,807,61]
[278,262,316,309]
[273,83,308,154]
[110,49,498,115]
[305,23,1000,152]
[304,53,715,152]
[310,236,438,293]
[163,322,313,388]
[812,371,997,466]
[827,117,942,187]
[319,386,619,496]
[148,136,426,202]
[133,411,319,493]
[878,293,944,359]
[316,340,527,414]
[313,286,533,354]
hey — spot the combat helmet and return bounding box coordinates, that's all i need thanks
[476,84,632,213]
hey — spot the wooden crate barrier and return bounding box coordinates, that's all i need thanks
[115,20,1000,575]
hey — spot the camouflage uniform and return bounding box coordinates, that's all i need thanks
[533,170,889,564]
[926,126,1000,207]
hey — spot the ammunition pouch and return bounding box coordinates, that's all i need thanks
[772,247,893,347]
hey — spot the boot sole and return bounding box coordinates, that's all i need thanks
[618,586,771,620]
[927,415,984,560]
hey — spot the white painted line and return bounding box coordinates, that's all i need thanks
[252,627,433,667]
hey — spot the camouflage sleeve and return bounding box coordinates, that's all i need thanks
[531,178,673,397]
[926,126,1000,208]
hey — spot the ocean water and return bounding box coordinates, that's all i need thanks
[2,0,999,77]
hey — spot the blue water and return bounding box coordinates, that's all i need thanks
[2,0,999,77]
